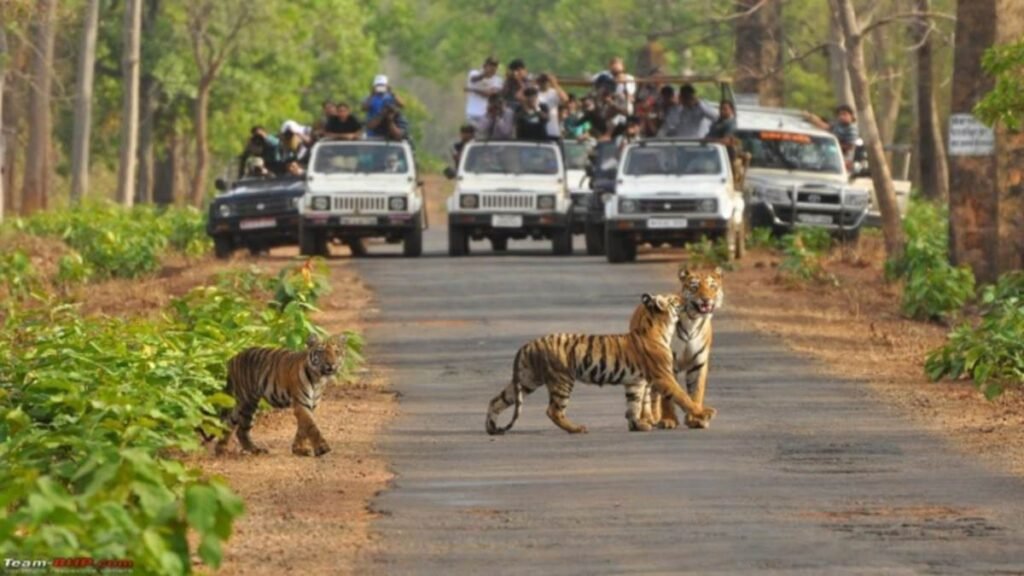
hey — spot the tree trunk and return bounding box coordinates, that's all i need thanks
[870,21,905,150]
[833,0,905,260]
[136,0,161,204]
[734,0,784,106]
[827,4,855,109]
[912,0,949,201]
[116,0,142,207]
[190,79,212,207]
[21,0,56,215]
[0,26,7,223]
[70,0,101,204]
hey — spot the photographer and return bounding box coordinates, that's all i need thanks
[514,87,551,141]
[479,94,515,139]
[364,74,408,139]
[240,126,282,177]
[465,56,504,129]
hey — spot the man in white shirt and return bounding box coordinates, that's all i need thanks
[535,73,567,138]
[594,56,636,115]
[657,84,719,139]
[465,56,504,130]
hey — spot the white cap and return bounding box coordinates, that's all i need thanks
[373,74,389,87]
[280,120,309,136]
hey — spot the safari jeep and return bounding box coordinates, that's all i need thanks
[736,106,871,239]
[446,140,572,256]
[563,140,593,236]
[300,139,425,257]
[604,140,744,263]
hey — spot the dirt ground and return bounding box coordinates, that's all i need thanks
[725,233,1024,476]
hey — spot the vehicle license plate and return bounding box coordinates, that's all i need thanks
[341,216,377,226]
[491,215,523,228]
[239,218,276,230]
[797,213,833,225]
[647,218,688,229]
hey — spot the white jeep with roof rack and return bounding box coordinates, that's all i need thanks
[604,139,744,263]
[445,140,573,256]
[300,139,425,257]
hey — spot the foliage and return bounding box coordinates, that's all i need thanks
[925,272,1024,399]
[885,200,975,321]
[0,250,39,299]
[975,39,1024,130]
[12,202,209,280]
[748,227,777,250]
[686,236,733,270]
[0,261,358,573]
[778,230,837,286]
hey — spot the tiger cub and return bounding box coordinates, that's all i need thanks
[644,267,723,430]
[485,293,716,435]
[209,334,345,457]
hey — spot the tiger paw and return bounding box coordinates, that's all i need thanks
[567,425,589,434]
[242,445,269,455]
[292,445,312,457]
[658,418,679,430]
[314,444,331,457]
[628,420,653,432]
[685,408,717,429]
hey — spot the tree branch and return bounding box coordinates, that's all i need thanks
[859,10,956,38]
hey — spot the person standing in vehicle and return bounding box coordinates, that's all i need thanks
[364,75,407,139]
[594,56,636,115]
[465,56,504,130]
[515,87,551,141]
[480,94,516,140]
[802,104,859,163]
[451,124,476,168]
[535,73,567,139]
[658,84,718,139]
[501,58,529,109]
[323,102,363,140]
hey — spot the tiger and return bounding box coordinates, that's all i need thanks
[644,267,723,430]
[204,333,345,457]
[485,293,716,435]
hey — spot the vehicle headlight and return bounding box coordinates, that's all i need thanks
[217,204,233,219]
[537,195,556,210]
[459,194,479,209]
[844,190,870,207]
[619,198,637,213]
[601,192,614,204]
[389,196,408,211]
[698,199,717,213]
[758,186,789,204]
[311,196,330,211]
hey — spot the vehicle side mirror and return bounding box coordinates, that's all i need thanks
[214,178,228,192]
[443,167,457,180]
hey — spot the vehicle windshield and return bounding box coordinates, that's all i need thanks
[623,146,722,176]
[463,145,560,175]
[313,144,409,174]
[736,130,844,174]
[563,142,590,170]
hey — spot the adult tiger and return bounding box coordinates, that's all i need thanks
[485,293,716,435]
[203,334,345,457]
[645,267,723,430]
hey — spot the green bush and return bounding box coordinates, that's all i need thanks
[885,200,976,321]
[778,230,837,286]
[925,271,1024,398]
[0,250,39,299]
[748,227,776,249]
[0,262,358,574]
[685,236,732,270]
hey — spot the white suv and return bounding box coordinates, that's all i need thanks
[604,140,744,263]
[446,140,572,256]
[300,140,425,257]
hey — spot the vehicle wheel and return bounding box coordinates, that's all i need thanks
[552,227,573,256]
[448,225,469,257]
[490,236,508,252]
[347,238,367,257]
[837,227,861,244]
[584,219,605,255]
[605,229,636,263]
[299,225,328,257]
[403,212,424,257]
[213,236,234,260]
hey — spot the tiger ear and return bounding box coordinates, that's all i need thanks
[678,267,691,281]
[641,293,664,312]
[713,266,723,278]
[306,333,320,349]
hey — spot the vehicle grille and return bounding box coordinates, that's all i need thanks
[480,194,535,211]
[332,195,387,213]
[234,197,294,217]
[637,199,703,213]
[797,191,841,205]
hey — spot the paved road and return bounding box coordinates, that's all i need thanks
[353,230,1024,575]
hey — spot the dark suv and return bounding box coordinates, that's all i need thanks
[206,176,304,258]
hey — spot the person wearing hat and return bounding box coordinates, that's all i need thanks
[514,86,551,142]
[363,74,406,139]
[465,56,504,130]
[279,119,312,165]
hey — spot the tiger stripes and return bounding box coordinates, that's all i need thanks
[208,333,345,457]
[646,267,723,430]
[486,293,715,435]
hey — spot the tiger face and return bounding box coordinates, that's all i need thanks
[306,334,345,377]
[634,292,685,336]
[678,267,724,316]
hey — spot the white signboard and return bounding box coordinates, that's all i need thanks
[949,113,995,156]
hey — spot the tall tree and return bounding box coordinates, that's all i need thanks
[734,0,784,106]
[832,0,905,259]
[949,0,1024,280]
[70,0,101,204]
[0,25,7,223]
[185,0,255,206]
[911,0,949,200]
[116,0,142,207]
[20,0,56,215]
[136,0,161,205]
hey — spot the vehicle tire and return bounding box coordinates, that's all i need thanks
[837,227,861,244]
[213,236,234,260]
[605,229,635,263]
[448,224,469,257]
[299,225,327,257]
[551,227,573,256]
[584,219,605,255]
[490,236,508,252]
[403,212,424,257]
[247,245,265,257]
